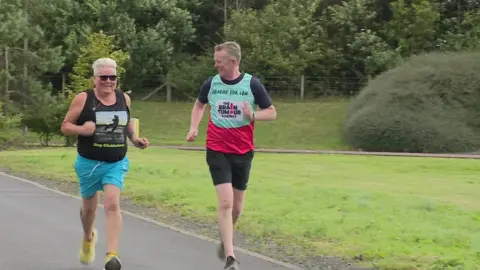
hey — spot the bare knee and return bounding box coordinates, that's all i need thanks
[232,203,243,218]
[103,185,121,213]
[83,206,97,217]
[82,194,98,217]
[218,198,233,213]
[104,200,120,213]
[215,183,234,213]
[232,189,246,218]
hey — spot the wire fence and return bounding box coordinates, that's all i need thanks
[139,76,366,101]
[260,76,366,100]
[9,73,367,103]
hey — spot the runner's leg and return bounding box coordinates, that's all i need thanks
[231,150,253,224]
[221,150,254,269]
[232,189,245,225]
[206,149,235,260]
[215,183,235,257]
[81,194,99,242]
[103,185,122,254]
[75,155,103,265]
[102,156,129,270]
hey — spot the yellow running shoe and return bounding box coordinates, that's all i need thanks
[104,252,122,270]
[79,228,98,265]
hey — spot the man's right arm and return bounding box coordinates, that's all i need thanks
[61,92,88,136]
[189,78,211,130]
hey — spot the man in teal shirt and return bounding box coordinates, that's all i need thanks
[186,41,277,270]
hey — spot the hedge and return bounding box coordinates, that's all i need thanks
[343,51,480,153]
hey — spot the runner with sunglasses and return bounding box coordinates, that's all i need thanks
[61,57,149,270]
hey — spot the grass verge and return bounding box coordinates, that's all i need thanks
[3,99,351,150]
[1,147,479,269]
[133,99,350,150]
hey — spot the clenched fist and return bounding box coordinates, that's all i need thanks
[186,128,198,142]
[80,121,96,136]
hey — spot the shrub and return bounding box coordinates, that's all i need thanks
[0,101,22,149]
[343,51,480,153]
[21,95,67,147]
[168,53,215,100]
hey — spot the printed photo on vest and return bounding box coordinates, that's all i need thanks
[93,110,128,147]
[215,100,243,120]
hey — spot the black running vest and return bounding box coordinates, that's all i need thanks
[76,89,130,162]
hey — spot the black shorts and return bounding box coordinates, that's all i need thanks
[206,148,254,191]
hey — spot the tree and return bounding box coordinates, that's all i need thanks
[223,0,327,96]
[319,0,402,81]
[384,0,441,56]
[0,0,65,106]
[66,30,129,101]
[0,0,66,147]
[105,0,196,96]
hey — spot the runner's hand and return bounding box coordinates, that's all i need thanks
[242,101,254,121]
[81,121,96,136]
[132,137,149,149]
[186,128,198,142]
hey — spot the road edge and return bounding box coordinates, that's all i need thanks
[0,171,304,270]
[157,145,480,158]
[17,142,480,159]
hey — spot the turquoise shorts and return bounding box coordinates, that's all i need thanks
[74,154,130,199]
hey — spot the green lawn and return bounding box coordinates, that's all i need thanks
[4,99,351,150]
[1,147,479,269]
[132,99,350,150]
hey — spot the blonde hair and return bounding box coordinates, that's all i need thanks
[92,57,117,76]
[215,41,241,63]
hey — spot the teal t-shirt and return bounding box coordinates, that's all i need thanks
[197,73,273,154]
[207,73,256,128]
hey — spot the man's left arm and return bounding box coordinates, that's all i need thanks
[251,77,277,121]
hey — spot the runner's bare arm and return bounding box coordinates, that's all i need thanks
[254,104,276,121]
[124,92,136,141]
[61,93,89,136]
[190,77,211,130]
[190,99,206,130]
[251,77,276,121]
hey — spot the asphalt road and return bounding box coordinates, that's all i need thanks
[0,173,298,270]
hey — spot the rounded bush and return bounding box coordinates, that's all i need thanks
[343,51,480,153]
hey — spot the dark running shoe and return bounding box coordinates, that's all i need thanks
[103,253,122,270]
[224,256,239,270]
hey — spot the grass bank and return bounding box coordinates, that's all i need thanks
[3,99,351,150]
[1,148,479,269]
[132,99,350,150]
